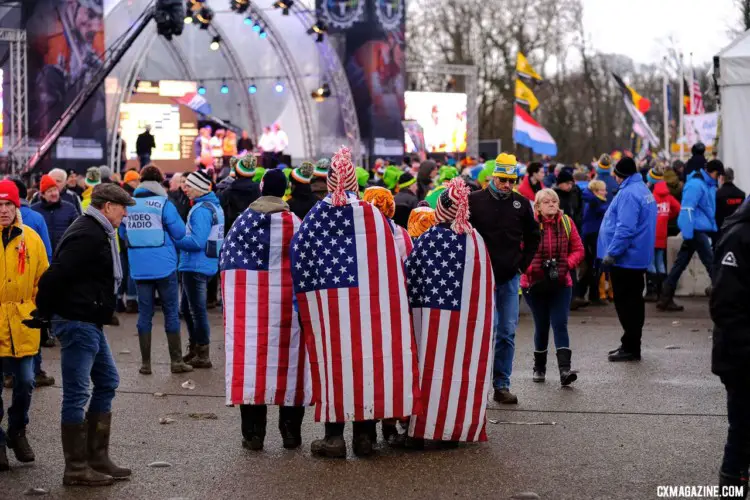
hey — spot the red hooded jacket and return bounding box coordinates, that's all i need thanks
[653,181,680,249]
[517,175,538,202]
[521,212,585,289]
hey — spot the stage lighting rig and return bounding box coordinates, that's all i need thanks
[210,36,221,51]
[311,83,331,102]
[273,0,293,15]
[307,21,327,43]
[230,0,249,13]
[195,6,214,29]
[154,0,186,40]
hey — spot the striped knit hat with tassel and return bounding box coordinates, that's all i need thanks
[328,146,358,206]
[232,153,257,178]
[435,177,472,234]
[291,161,315,184]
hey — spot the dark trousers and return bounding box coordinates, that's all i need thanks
[207,273,219,306]
[610,266,646,353]
[720,374,750,480]
[666,231,714,288]
[580,233,600,300]
[240,404,304,439]
[324,421,376,437]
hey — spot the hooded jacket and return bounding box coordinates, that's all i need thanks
[175,191,223,276]
[554,184,583,230]
[517,175,541,202]
[219,175,261,233]
[677,169,718,239]
[20,201,52,260]
[597,174,657,269]
[581,188,609,237]
[716,181,746,233]
[30,198,79,252]
[652,182,680,249]
[393,189,419,229]
[287,182,318,220]
[710,200,750,375]
[520,211,584,289]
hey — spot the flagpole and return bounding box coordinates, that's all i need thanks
[679,53,685,162]
[663,57,670,161]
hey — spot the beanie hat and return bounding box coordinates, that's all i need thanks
[123,170,140,184]
[407,206,436,239]
[185,170,212,194]
[555,169,574,185]
[327,146,358,206]
[383,165,404,191]
[435,177,472,234]
[397,171,416,190]
[85,166,101,187]
[647,166,664,185]
[611,151,623,162]
[707,159,726,176]
[260,169,288,198]
[477,160,495,186]
[493,153,518,179]
[438,165,460,185]
[355,167,370,190]
[99,165,112,180]
[40,174,57,193]
[314,158,330,178]
[363,186,395,219]
[596,154,612,175]
[0,179,20,208]
[232,154,257,178]
[9,178,27,200]
[614,157,637,178]
[252,167,266,183]
[291,161,314,184]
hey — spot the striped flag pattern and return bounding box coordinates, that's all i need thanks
[393,222,414,262]
[692,74,705,115]
[220,209,313,407]
[290,193,422,423]
[405,226,495,442]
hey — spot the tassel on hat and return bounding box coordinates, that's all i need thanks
[435,177,472,234]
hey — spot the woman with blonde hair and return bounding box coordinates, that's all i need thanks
[521,188,584,386]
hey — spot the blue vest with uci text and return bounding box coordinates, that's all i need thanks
[127,196,166,248]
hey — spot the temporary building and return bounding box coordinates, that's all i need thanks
[718,29,750,190]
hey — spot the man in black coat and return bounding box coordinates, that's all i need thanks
[31,175,79,252]
[287,162,317,220]
[710,199,750,498]
[393,172,418,229]
[136,125,156,168]
[219,155,261,233]
[716,167,746,237]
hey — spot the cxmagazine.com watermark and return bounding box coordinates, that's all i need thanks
[657,485,746,498]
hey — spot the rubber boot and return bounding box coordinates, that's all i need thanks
[188,344,212,369]
[6,428,34,463]
[643,272,658,302]
[278,406,305,449]
[352,421,376,457]
[656,274,666,302]
[61,422,114,487]
[656,282,684,312]
[86,412,131,479]
[311,423,347,458]
[240,405,267,451]
[532,351,547,383]
[138,333,152,375]
[556,348,578,386]
[0,446,8,471]
[167,333,194,373]
[182,341,196,363]
[719,471,748,499]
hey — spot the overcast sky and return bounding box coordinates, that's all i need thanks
[583,0,738,65]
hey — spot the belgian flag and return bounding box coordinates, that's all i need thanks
[683,78,692,114]
[612,73,651,114]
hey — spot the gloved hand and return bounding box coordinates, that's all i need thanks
[22,309,49,330]
[602,255,615,266]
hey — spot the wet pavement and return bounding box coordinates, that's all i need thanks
[1,299,726,499]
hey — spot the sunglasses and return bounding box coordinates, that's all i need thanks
[494,178,513,184]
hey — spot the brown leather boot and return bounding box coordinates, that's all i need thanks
[86,412,131,480]
[188,344,212,369]
[167,334,194,373]
[61,422,114,486]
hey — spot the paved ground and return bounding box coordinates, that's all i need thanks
[1,298,727,500]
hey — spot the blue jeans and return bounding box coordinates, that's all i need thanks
[0,356,34,444]
[648,248,667,274]
[137,272,180,335]
[524,287,573,352]
[53,318,120,425]
[181,271,211,346]
[493,274,520,390]
[666,231,713,288]
[138,154,151,168]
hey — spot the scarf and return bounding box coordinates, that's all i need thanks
[85,205,122,293]
[488,179,512,200]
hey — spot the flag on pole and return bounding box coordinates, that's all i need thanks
[516,52,543,82]
[220,209,313,407]
[612,73,651,113]
[175,92,212,115]
[405,225,495,442]
[290,193,422,423]
[513,104,557,156]
[624,93,660,147]
[515,79,539,112]
[683,77,692,114]
[691,71,705,114]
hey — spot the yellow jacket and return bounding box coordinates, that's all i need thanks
[81,186,93,210]
[0,215,49,358]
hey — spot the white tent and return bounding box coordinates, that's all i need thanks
[718,29,750,191]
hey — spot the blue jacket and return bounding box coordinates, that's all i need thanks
[20,202,52,260]
[121,183,187,280]
[597,174,657,269]
[30,198,79,253]
[677,169,718,239]
[175,191,222,276]
[581,189,609,237]
[596,170,619,202]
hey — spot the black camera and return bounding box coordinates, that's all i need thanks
[542,258,559,281]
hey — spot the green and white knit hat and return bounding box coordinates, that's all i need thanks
[314,158,330,178]
[291,161,315,184]
[231,153,257,178]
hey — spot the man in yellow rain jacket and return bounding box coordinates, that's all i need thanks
[0,180,48,472]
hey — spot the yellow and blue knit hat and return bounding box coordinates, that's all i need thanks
[493,153,518,179]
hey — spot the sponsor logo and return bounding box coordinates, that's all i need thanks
[320,0,365,30]
[513,200,522,209]
[375,0,404,32]
[721,251,738,268]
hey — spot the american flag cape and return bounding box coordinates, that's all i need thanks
[290,193,422,423]
[220,208,313,407]
[405,225,495,442]
[392,222,414,262]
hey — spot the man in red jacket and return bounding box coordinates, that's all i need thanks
[517,162,544,202]
[645,167,680,302]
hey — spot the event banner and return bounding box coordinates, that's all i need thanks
[684,112,718,147]
[23,0,107,172]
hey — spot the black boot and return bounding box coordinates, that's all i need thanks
[352,421,376,457]
[188,344,212,369]
[62,421,114,486]
[182,341,196,363]
[719,471,749,499]
[0,445,8,471]
[556,349,578,386]
[656,282,684,312]
[167,333,194,373]
[311,423,347,458]
[138,333,152,375]
[656,274,667,302]
[608,347,641,362]
[278,406,304,450]
[86,412,131,479]
[6,428,34,463]
[643,273,658,302]
[240,405,267,451]
[532,351,547,383]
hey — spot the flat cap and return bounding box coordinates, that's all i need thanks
[91,183,135,207]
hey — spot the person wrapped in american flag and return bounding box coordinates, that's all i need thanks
[363,186,413,262]
[290,146,422,458]
[220,168,313,452]
[405,177,496,447]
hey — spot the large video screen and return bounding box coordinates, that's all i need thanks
[404,91,467,153]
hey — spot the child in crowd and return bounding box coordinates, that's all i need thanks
[580,179,610,305]
[644,167,680,302]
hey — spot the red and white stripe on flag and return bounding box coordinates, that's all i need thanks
[407,229,495,442]
[394,223,413,262]
[295,200,422,423]
[692,80,705,114]
[221,211,313,407]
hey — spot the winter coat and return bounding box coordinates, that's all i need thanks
[175,191,223,276]
[37,213,115,325]
[554,185,583,230]
[521,212,584,289]
[468,189,541,284]
[219,176,260,233]
[121,182,187,281]
[287,183,318,220]
[653,182,680,249]
[716,181,746,233]
[393,189,419,229]
[417,160,436,200]
[30,198,79,252]
[677,169,718,240]
[581,189,609,237]
[710,200,750,375]
[136,131,156,155]
[0,220,48,358]
[20,202,52,260]
[597,174,657,269]
[31,187,82,214]
[684,154,706,177]
[517,176,541,202]
[542,172,556,188]
[596,171,619,203]
[168,188,191,222]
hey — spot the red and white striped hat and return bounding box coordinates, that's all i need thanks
[435,177,472,234]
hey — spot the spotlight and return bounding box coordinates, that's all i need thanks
[248,84,257,94]
[221,83,229,94]
[184,15,193,24]
[273,0,293,15]
[210,35,221,51]
[195,6,213,29]
[243,16,253,26]
[230,0,249,13]
[197,84,206,95]
[311,83,331,102]
[259,29,267,39]
[275,82,284,93]
[252,22,261,32]
[308,21,327,43]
